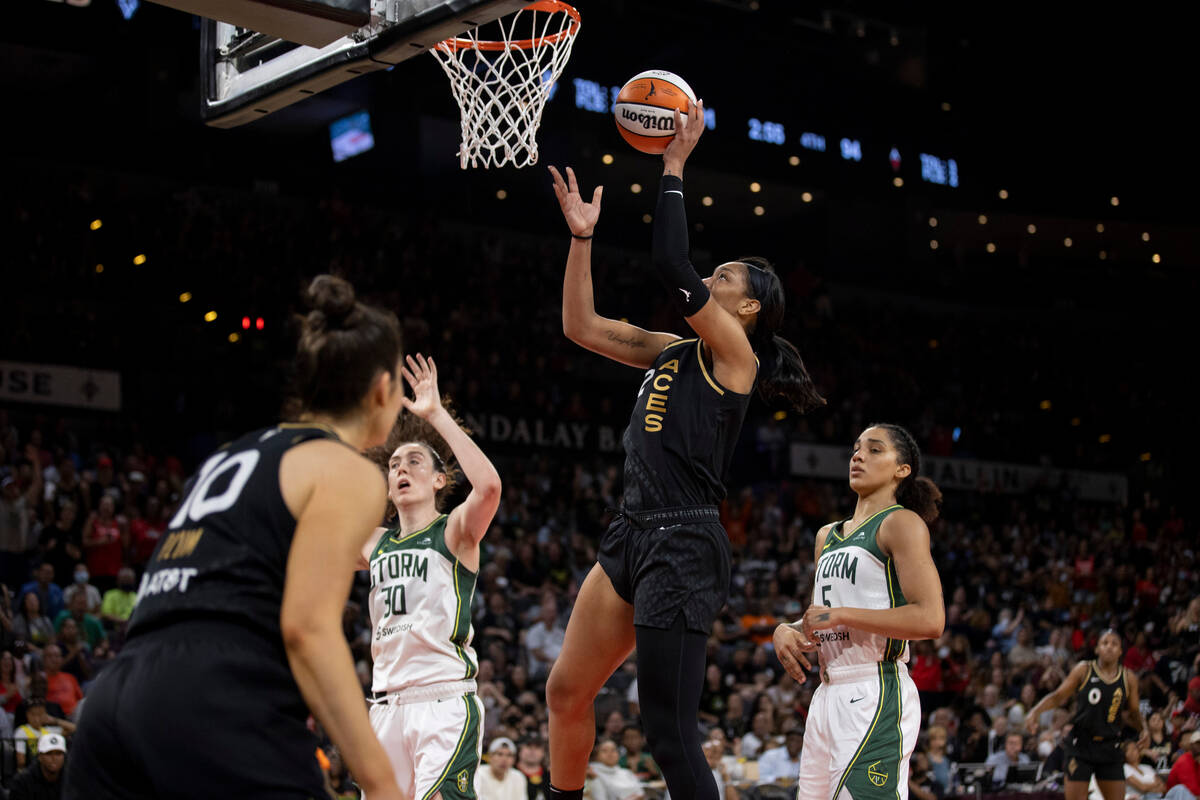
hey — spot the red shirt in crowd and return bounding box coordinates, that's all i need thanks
[1167,750,1200,796]
[130,516,166,565]
[85,516,123,578]
[46,670,84,717]
[909,653,943,692]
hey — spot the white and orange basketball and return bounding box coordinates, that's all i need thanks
[613,70,696,154]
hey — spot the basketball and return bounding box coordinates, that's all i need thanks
[613,69,697,154]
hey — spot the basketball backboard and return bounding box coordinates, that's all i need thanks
[161,0,528,128]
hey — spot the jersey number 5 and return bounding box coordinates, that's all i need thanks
[169,450,262,528]
[821,585,832,607]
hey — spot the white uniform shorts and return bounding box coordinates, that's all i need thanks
[365,680,483,800]
[796,661,920,800]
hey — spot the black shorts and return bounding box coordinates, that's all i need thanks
[597,505,731,635]
[64,620,326,800]
[1064,738,1124,782]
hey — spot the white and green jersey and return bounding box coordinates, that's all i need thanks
[368,514,478,693]
[814,505,909,670]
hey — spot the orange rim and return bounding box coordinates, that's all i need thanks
[436,0,580,52]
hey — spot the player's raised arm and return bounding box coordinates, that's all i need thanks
[550,165,679,368]
[400,353,500,563]
[652,100,757,394]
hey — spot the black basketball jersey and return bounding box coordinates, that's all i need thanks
[126,423,344,642]
[621,337,754,511]
[1071,661,1127,742]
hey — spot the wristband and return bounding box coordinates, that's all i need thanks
[572,233,593,240]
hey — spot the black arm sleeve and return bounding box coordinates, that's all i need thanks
[652,174,710,316]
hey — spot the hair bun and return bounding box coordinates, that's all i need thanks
[306,274,356,329]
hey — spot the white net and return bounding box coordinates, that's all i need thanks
[430,1,580,169]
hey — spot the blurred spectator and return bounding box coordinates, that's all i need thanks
[926,725,953,792]
[1166,731,1200,800]
[2,648,25,714]
[18,564,64,622]
[703,738,739,800]
[53,590,106,651]
[7,731,67,800]
[476,737,527,800]
[61,563,101,616]
[129,496,167,567]
[516,736,549,800]
[524,593,564,682]
[1123,740,1165,800]
[756,727,803,785]
[1,446,43,589]
[81,495,125,594]
[741,711,773,759]
[13,592,54,656]
[54,618,92,685]
[14,698,74,769]
[909,750,941,800]
[99,566,139,627]
[587,738,644,800]
[984,733,1029,788]
[619,725,660,782]
[38,506,82,596]
[1146,711,1173,770]
[41,645,83,720]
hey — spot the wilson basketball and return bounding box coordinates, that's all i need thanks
[613,70,697,154]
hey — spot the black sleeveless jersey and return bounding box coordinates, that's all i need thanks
[621,338,755,511]
[126,423,344,642]
[1071,661,1128,742]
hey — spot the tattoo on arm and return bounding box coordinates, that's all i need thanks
[817,612,831,623]
[606,330,645,349]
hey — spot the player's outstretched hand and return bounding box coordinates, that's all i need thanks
[773,622,815,683]
[663,99,704,174]
[549,165,602,238]
[400,354,442,420]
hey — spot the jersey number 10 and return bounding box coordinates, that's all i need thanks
[170,450,262,528]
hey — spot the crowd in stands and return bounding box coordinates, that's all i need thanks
[1,402,1196,798]
[0,166,1194,797]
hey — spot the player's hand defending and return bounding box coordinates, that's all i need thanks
[1025,713,1040,736]
[773,623,815,683]
[400,354,442,420]
[663,99,704,176]
[549,165,602,237]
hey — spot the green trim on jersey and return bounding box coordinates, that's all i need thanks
[838,662,905,800]
[451,556,478,679]
[370,513,478,679]
[425,694,482,800]
[823,505,909,662]
[371,514,448,562]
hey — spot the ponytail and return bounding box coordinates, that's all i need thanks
[741,257,827,414]
[871,422,943,523]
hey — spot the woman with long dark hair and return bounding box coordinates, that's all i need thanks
[774,423,946,800]
[545,99,824,800]
[66,275,407,800]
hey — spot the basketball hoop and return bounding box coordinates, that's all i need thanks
[431,0,581,169]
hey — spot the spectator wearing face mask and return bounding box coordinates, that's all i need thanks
[62,563,101,615]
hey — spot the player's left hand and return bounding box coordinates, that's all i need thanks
[663,99,705,173]
[1137,727,1150,749]
[800,604,840,641]
[400,354,442,419]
